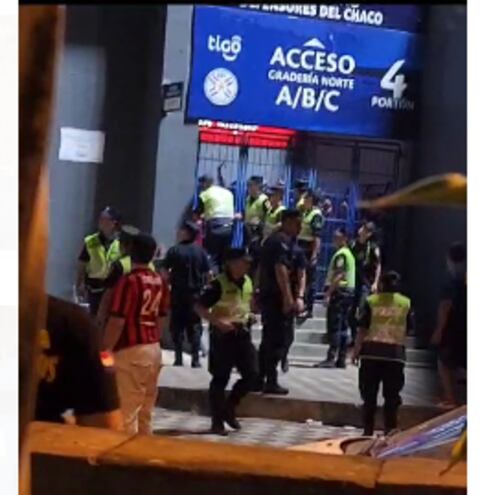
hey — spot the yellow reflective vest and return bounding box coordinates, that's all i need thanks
[245,193,269,225]
[210,274,253,325]
[199,185,234,221]
[298,207,322,242]
[119,256,156,274]
[84,233,121,280]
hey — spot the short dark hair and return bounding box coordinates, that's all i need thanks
[447,242,466,264]
[248,175,263,185]
[181,220,199,241]
[198,174,214,185]
[281,208,302,223]
[131,233,157,264]
[380,271,401,292]
[223,247,251,263]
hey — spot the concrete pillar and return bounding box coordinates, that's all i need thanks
[152,5,199,248]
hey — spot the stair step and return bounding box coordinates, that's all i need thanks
[285,356,435,370]
[252,339,434,364]
[251,327,418,348]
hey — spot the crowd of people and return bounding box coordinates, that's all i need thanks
[34,174,467,439]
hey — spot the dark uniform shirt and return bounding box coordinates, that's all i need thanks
[351,239,380,286]
[259,231,297,302]
[163,240,211,295]
[35,296,120,423]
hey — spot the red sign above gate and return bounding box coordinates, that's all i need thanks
[198,119,296,149]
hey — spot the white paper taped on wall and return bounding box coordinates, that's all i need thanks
[58,127,105,163]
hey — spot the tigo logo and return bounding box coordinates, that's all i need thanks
[208,34,242,62]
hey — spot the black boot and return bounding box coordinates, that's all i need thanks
[224,403,241,430]
[263,382,289,395]
[210,418,228,436]
[191,352,201,368]
[281,356,289,373]
[315,347,337,368]
[174,350,183,367]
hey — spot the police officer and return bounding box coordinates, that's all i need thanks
[293,179,308,213]
[194,248,258,435]
[244,176,270,273]
[297,189,324,318]
[352,271,413,436]
[255,209,305,394]
[163,221,212,368]
[350,221,382,343]
[193,174,235,273]
[316,228,356,369]
[263,183,286,239]
[76,206,122,315]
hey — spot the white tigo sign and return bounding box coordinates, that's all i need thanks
[58,127,105,163]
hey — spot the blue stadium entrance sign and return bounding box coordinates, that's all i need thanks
[186,6,423,140]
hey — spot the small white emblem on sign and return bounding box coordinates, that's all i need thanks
[204,68,239,106]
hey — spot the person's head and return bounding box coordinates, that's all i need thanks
[303,189,319,210]
[119,225,140,257]
[446,242,466,277]
[268,183,284,206]
[322,197,333,216]
[247,176,263,197]
[223,248,251,280]
[280,209,302,237]
[293,179,308,199]
[178,220,199,243]
[131,233,157,265]
[379,271,401,293]
[358,221,376,243]
[333,227,349,249]
[98,206,122,239]
[198,174,214,191]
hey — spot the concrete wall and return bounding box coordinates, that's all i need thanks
[404,5,467,337]
[153,5,199,248]
[46,6,165,299]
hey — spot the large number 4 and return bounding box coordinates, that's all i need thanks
[142,289,162,316]
[381,59,407,99]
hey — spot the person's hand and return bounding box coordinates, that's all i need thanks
[352,347,361,366]
[324,292,331,307]
[282,296,295,315]
[214,319,236,333]
[234,212,243,221]
[295,297,305,315]
[370,283,378,294]
[310,257,318,267]
[76,284,87,303]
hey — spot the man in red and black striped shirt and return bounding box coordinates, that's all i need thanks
[103,233,169,435]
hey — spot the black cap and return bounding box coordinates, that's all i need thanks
[223,247,252,263]
[294,179,308,190]
[248,175,263,185]
[120,225,140,243]
[100,206,122,223]
[268,180,285,194]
